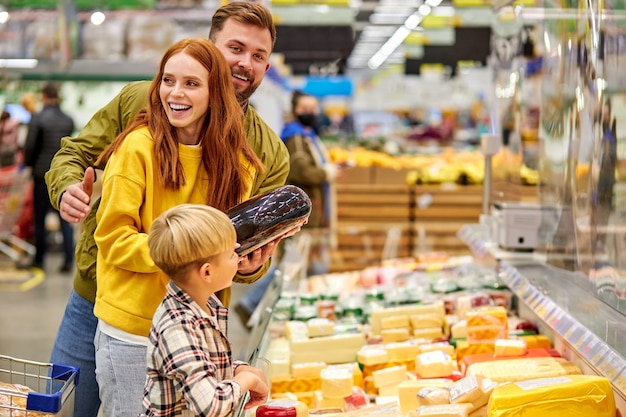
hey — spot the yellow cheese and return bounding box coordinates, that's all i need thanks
[417,386,451,406]
[381,315,410,329]
[466,307,508,343]
[409,314,443,329]
[454,341,493,361]
[265,337,291,377]
[412,327,444,341]
[290,333,366,364]
[270,375,321,394]
[450,320,467,340]
[357,347,389,366]
[518,334,551,349]
[321,367,354,399]
[372,365,408,388]
[370,302,445,335]
[493,339,527,357]
[418,342,455,357]
[410,403,473,416]
[329,362,364,389]
[468,406,487,417]
[488,375,615,417]
[313,390,345,410]
[377,383,400,397]
[307,318,335,338]
[398,379,454,416]
[381,328,411,343]
[415,351,456,379]
[292,362,327,379]
[385,341,421,362]
[465,357,581,383]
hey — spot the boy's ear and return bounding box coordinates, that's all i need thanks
[199,262,212,283]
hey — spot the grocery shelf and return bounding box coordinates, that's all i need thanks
[459,222,626,412]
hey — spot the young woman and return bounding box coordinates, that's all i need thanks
[92,37,263,417]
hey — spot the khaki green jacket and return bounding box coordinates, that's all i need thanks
[45,81,289,307]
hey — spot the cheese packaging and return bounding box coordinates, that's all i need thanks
[415,351,456,379]
[412,327,444,341]
[493,339,527,357]
[330,362,364,389]
[313,390,345,410]
[466,307,508,343]
[409,404,473,417]
[418,342,455,357]
[385,341,421,362]
[409,314,444,330]
[451,320,467,340]
[370,302,445,335]
[292,362,327,379]
[417,386,451,406]
[372,365,408,388]
[460,348,561,375]
[447,376,495,410]
[321,367,353,399]
[487,375,616,417]
[271,375,321,395]
[307,318,335,338]
[343,387,369,411]
[398,379,453,416]
[465,357,581,383]
[285,321,310,340]
[381,328,411,343]
[381,315,410,329]
[357,347,389,366]
[290,333,366,364]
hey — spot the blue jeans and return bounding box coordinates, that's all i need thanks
[238,266,277,314]
[94,327,147,417]
[49,290,100,417]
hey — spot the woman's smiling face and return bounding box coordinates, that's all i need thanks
[159,51,210,145]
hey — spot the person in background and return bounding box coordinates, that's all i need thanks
[45,3,289,416]
[144,204,269,416]
[233,91,337,327]
[23,83,75,272]
[0,110,21,167]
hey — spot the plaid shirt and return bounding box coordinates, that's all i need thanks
[143,281,247,416]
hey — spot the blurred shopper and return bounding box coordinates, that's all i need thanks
[23,83,75,272]
[144,204,269,416]
[0,110,21,167]
[46,3,289,416]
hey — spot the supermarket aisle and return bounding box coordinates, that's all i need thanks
[0,252,252,365]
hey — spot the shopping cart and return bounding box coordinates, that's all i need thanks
[0,165,35,264]
[0,355,78,416]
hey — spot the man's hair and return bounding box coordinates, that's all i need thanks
[41,83,59,100]
[148,204,237,282]
[209,1,276,48]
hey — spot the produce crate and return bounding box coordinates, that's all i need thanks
[0,355,78,416]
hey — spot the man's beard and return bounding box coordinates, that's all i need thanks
[235,84,258,104]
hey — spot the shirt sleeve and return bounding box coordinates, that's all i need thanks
[285,135,327,186]
[155,320,242,417]
[94,134,160,274]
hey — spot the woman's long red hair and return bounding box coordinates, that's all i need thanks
[96,38,263,210]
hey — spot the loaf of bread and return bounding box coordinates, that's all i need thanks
[0,381,46,417]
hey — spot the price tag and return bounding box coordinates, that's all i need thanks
[595,351,622,380]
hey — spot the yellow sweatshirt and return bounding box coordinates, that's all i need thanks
[94,126,252,336]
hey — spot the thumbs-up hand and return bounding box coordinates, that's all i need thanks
[59,167,95,223]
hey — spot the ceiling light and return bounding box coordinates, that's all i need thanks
[0,10,9,24]
[90,10,106,25]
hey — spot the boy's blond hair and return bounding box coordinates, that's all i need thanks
[148,204,237,282]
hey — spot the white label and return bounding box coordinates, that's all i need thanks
[515,376,571,390]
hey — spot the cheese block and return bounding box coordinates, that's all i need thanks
[357,347,389,366]
[381,315,410,329]
[307,318,335,338]
[451,320,467,340]
[266,337,291,377]
[493,339,527,357]
[465,357,581,383]
[381,328,411,343]
[385,341,421,362]
[329,362,364,389]
[370,302,445,335]
[418,342,455,357]
[377,383,401,397]
[409,314,443,330]
[412,327,444,341]
[417,386,451,406]
[372,365,408,388]
[313,390,345,410]
[292,362,327,379]
[455,341,494,361]
[518,334,551,349]
[468,406,487,417]
[466,307,508,343]
[343,387,369,411]
[415,351,456,379]
[460,348,561,375]
[398,379,454,416]
[291,333,366,364]
[285,321,310,340]
[410,404,473,417]
[256,400,310,417]
[321,367,353,399]
[447,376,494,410]
[271,375,322,395]
[488,375,615,417]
